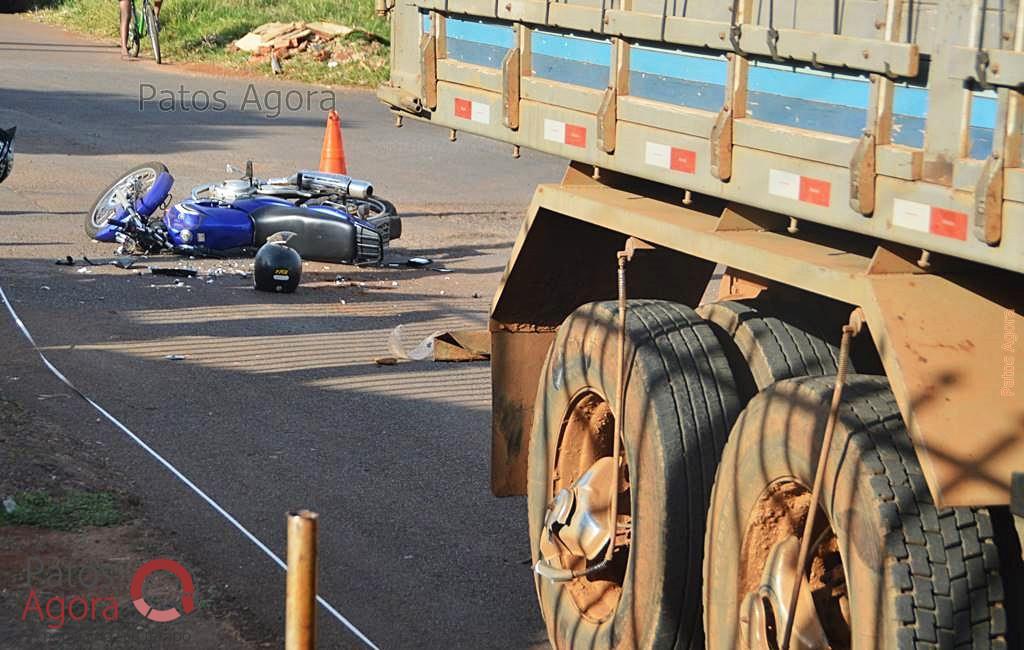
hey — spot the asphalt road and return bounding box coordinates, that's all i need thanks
[0,15,565,649]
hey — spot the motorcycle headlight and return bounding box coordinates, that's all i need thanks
[179,229,193,243]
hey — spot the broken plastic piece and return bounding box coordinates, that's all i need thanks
[388,324,443,361]
[151,268,198,277]
[113,257,138,269]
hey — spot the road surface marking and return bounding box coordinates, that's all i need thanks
[0,284,379,650]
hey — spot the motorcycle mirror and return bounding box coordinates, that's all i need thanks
[245,160,254,182]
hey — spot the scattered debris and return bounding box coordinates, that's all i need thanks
[40,285,50,291]
[3,495,16,514]
[386,257,434,269]
[374,356,398,366]
[57,255,144,270]
[388,324,443,362]
[228,21,386,66]
[151,267,198,278]
[76,267,91,274]
[384,327,491,362]
[433,330,491,362]
[164,354,187,361]
[113,257,139,269]
[37,393,70,401]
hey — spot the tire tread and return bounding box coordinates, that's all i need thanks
[818,377,1006,649]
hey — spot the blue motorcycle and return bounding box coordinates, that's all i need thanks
[87,161,400,264]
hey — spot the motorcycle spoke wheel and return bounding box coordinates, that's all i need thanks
[86,162,168,239]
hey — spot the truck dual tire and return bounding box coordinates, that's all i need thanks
[697,299,845,399]
[703,376,1011,649]
[528,300,741,649]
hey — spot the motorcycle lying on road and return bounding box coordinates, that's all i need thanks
[87,161,400,264]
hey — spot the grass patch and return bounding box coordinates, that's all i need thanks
[1,490,129,530]
[30,0,389,86]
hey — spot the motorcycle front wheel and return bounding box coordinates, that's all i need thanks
[86,161,168,239]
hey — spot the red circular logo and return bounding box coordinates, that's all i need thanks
[130,559,196,622]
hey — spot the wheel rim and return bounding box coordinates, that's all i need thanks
[738,480,851,650]
[90,168,159,228]
[549,390,630,623]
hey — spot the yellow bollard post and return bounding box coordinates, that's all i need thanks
[285,510,319,650]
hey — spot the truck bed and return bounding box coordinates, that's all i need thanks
[379,0,1023,274]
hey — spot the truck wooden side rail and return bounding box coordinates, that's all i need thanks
[379,1,1024,647]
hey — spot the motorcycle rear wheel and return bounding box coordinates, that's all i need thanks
[86,161,168,239]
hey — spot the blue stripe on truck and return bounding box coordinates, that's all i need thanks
[630,46,727,85]
[445,16,515,48]
[434,18,996,138]
[532,30,611,63]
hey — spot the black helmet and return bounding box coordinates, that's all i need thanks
[254,232,302,293]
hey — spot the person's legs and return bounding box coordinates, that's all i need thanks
[119,0,130,56]
[153,0,161,18]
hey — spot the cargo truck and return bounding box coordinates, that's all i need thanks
[377,0,1024,647]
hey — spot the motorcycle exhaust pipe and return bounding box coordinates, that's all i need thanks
[296,170,373,199]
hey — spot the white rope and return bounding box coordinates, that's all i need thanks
[0,283,379,650]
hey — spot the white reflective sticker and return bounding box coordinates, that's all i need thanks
[768,169,801,201]
[645,142,671,169]
[471,102,490,124]
[543,119,565,144]
[892,198,930,233]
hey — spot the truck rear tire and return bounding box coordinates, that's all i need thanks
[528,300,740,649]
[696,299,844,399]
[704,376,1010,649]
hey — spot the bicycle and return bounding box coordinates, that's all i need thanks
[126,0,161,64]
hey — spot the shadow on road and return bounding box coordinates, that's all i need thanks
[1,86,356,156]
[0,254,543,649]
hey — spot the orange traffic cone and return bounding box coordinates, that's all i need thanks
[318,109,347,174]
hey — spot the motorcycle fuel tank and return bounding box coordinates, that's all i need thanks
[164,197,291,250]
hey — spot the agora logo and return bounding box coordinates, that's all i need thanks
[20,557,196,629]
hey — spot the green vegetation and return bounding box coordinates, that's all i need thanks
[1,490,129,530]
[31,0,390,86]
